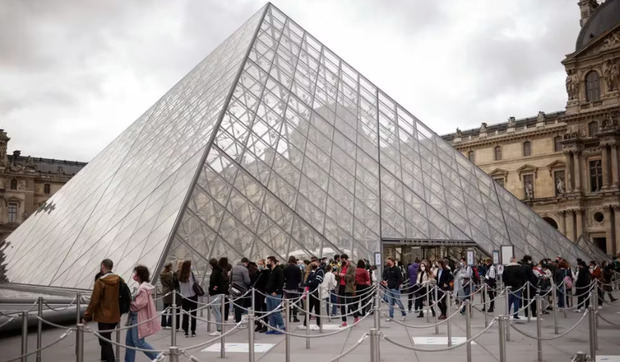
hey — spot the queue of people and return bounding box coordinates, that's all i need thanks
[81,252,620,361]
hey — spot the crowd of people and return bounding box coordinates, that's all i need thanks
[81,253,620,361]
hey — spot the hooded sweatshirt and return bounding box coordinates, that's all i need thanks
[84,272,121,323]
[130,282,161,339]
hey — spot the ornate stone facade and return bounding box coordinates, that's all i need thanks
[0,129,86,241]
[443,1,620,256]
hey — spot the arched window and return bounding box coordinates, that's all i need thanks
[494,146,502,161]
[10,179,17,190]
[554,136,562,152]
[588,121,598,136]
[467,150,475,162]
[585,71,600,102]
[523,141,531,157]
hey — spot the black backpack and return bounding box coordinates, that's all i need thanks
[118,279,132,315]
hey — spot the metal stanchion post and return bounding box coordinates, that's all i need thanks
[526,283,531,323]
[21,311,28,362]
[199,295,204,318]
[591,290,598,351]
[220,297,226,359]
[447,292,452,347]
[285,299,291,362]
[536,294,543,362]
[498,316,507,362]
[588,301,596,361]
[426,286,431,323]
[36,297,43,362]
[76,323,84,362]
[169,346,179,362]
[75,292,81,325]
[369,328,380,362]
[551,280,558,334]
[252,288,256,312]
[483,284,489,328]
[171,291,177,347]
[206,294,212,333]
[466,300,472,362]
[562,282,568,318]
[434,286,439,335]
[248,308,255,362]
[305,291,310,349]
[115,327,120,362]
[505,287,511,342]
[374,286,381,330]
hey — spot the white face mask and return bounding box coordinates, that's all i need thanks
[420,266,426,271]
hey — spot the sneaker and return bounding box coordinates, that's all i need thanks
[341,322,348,327]
[385,318,392,322]
[438,315,447,320]
[574,309,581,313]
[152,353,164,361]
[191,332,196,337]
[598,306,603,310]
[209,331,221,336]
[400,315,407,321]
[353,317,360,323]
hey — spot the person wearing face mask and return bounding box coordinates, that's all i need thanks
[454,258,473,313]
[208,258,227,336]
[124,265,161,362]
[483,258,496,313]
[303,257,324,327]
[416,262,436,318]
[381,257,407,321]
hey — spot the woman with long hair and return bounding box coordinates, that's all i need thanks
[177,260,197,337]
[125,265,161,362]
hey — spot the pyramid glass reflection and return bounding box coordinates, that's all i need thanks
[1,3,599,289]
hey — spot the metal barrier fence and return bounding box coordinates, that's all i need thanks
[2,277,620,362]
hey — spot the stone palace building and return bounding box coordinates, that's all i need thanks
[0,129,86,240]
[443,0,620,256]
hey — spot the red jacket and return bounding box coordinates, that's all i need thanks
[355,268,370,286]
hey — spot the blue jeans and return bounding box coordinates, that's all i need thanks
[383,288,406,318]
[125,313,159,362]
[508,290,522,318]
[210,294,223,332]
[266,294,285,329]
[557,289,565,309]
[330,291,338,315]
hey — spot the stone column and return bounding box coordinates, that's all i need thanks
[565,210,575,242]
[559,211,567,236]
[602,145,610,188]
[614,206,620,256]
[575,209,584,241]
[566,152,573,193]
[604,206,614,256]
[573,152,582,192]
[611,145,619,187]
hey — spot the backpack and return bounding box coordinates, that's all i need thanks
[563,270,573,290]
[118,279,132,315]
[472,266,480,284]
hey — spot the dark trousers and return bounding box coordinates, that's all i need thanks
[576,286,590,310]
[234,295,247,323]
[255,292,267,326]
[524,288,537,317]
[486,282,496,311]
[224,296,230,321]
[357,284,370,315]
[304,292,321,326]
[407,283,419,311]
[339,285,358,321]
[181,295,197,334]
[97,322,117,362]
[285,291,301,320]
[438,289,447,316]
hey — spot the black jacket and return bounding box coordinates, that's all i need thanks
[304,268,324,293]
[502,263,526,291]
[575,265,591,288]
[208,267,228,296]
[266,265,284,295]
[253,268,270,292]
[383,266,403,289]
[436,268,454,291]
[283,264,302,291]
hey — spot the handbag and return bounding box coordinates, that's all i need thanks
[191,273,205,296]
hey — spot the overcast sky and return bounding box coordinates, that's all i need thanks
[0,0,583,162]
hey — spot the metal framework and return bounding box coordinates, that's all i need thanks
[1,3,600,289]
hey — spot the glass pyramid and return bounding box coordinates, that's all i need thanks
[1,3,597,289]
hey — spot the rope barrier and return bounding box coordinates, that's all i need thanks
[509,309,589,341]
[597,313,620,327]
[0,328,73,362]
[327,332,369,362]
[382,317,498,352]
